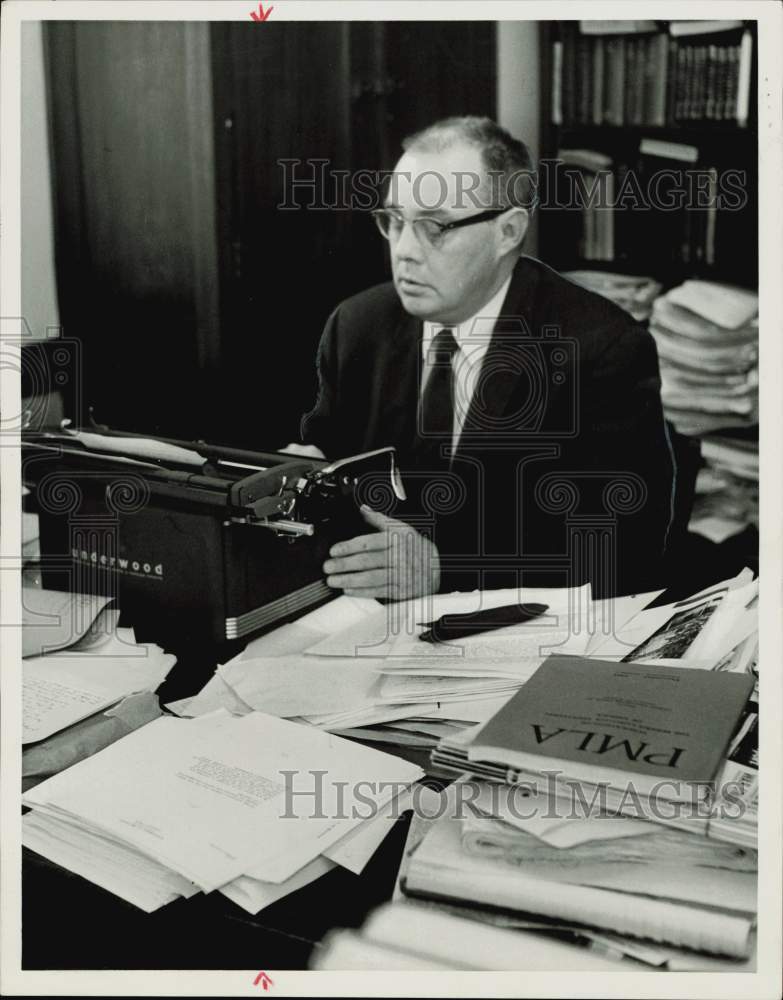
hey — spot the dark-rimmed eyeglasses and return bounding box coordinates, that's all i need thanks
[371,206,513,250]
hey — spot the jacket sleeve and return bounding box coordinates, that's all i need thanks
[299,307,341,459]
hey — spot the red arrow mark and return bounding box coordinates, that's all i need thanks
[250,3,274,20]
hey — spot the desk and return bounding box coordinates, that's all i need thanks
[20,588,756,974]
[23,823,411,970]
[21,633,430,971]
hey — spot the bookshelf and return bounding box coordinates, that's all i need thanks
[537,19,759,567]
[538,19,758,289]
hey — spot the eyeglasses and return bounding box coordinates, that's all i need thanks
[371,206,513,250]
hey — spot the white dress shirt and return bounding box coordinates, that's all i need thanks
[420,272,513,454]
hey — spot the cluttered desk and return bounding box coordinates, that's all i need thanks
[19,429,760,973]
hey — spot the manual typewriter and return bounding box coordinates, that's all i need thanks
[22,425,405,645]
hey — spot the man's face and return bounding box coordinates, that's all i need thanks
[386,144,508,325]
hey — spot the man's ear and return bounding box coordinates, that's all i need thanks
[497,207,529,255]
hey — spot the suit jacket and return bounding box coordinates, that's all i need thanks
[301,256,675,598]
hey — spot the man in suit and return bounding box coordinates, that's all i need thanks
[292,117,675,600]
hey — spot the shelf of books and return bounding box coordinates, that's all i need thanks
[539,19,759,548]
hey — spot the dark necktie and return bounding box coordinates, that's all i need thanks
[417,327,459,463]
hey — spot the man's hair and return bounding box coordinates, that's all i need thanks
[401,116,538,212]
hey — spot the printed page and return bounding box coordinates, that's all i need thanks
[24,713,423,892]
[23,648,174,743]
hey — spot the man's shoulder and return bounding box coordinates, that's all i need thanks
[520,257,647,350]
[330,281,403,329]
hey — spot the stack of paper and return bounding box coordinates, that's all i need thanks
[307,586,596,744]
[175,587,671,754]
[313,900,620,971]
[397,779,756,961]
[22,587,115,658]
[23,590,175,746]
[165,594,382,720]
[650,280,758,436]
[689,433,758,543]
[563,270,662,321]
[23,710,425,914]
[432,571,759,848]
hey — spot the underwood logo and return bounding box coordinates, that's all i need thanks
[71,548,164,579]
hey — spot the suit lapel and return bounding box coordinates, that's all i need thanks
[457,257,541,450]
[377,307,422,456]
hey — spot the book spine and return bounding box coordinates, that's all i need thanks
[613,37,626,126]
[652,33,668,126]
[604,38,625,125]
[674,43,686,121]
[694,46,706,120]
[604,170,615,261]
[684,43,694,121]
[705,44,717,120]
[602,37,615,125]
[623,38,634,125]
[591,36,605,125]
[736,30,753,126]
[666,38,678,125]
[577,35,591,125]
[683,45,694,120]
[583,183,594,259]
[726,45,739,123]
[562,24,576,125]
[614,160,628,261]
[693,194,705,266]
[705,166,718,266]
[681,190,692,266]
[720,46,730,122]
[552,39,563,125]
[642,34,657,125]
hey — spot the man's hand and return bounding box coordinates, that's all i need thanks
[323,505,440,600]
[281,442,327,459]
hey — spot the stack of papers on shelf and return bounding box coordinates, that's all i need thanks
[650,280,758,436]
[22,710,425,914]
[689,432,758,543]
[563,271,662,321]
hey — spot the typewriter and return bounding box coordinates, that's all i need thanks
[22,425,405,646]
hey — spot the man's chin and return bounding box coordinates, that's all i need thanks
[396,285,440,318]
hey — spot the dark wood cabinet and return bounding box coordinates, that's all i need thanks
[43,20,496,447]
